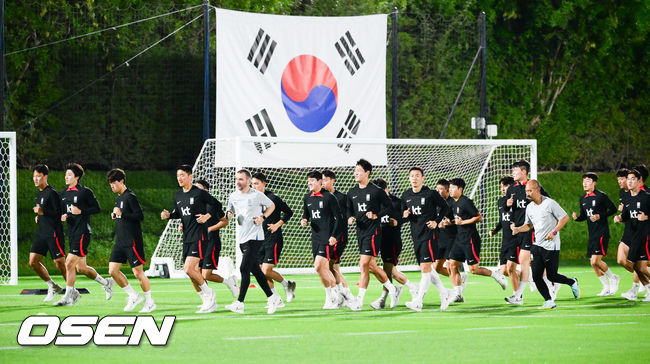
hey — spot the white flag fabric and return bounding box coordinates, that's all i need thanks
[215,8,387,167]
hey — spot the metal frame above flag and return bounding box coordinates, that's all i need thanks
[215,8,387,167]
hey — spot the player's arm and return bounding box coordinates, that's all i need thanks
[81,189,101,215]
[573,199,587,222]
[199,190,223,222]
[208,217,228,232]
[162,196,180,220]
[511,223,533,234]
[614,204,629,223]
[346,194,355,224]
[603,194,617,218]
[328,194,343,240]
[44,189,62,219]
[374,189,391,220]
[491,221,502,236]
[547,201,569,239]
[120,194,144,221]
[457,212,482,225]
[300,196,309,227]
[432,192,449,224]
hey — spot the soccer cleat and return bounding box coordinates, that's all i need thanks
[505,294,523,305]
[492,271,507,290]
[389,285,402,308]
[638,284,646,293]
[642,293,650,302]
[460,272,469,292]
[197,301,217,314]
[439,288,451,311]
[286,280,296,303]
[200,287,217,312]
[139,301,157,313]
[609,274,620,295]
[225,275,239,298]
[53,294,72,306]
[452,293,465,303]
[104,278,115,300]
[405,299,423,312]
[323,297,339,310]
[538,300,556,310]
[346,297,362,311]
[124,294,144,312]
[267,294,282,314]
[621,287,638,301]
[44,284,60,302]
[225,300,245,314]
[570,277,580,299]
[370,296,386,310]
[597,286,610,297]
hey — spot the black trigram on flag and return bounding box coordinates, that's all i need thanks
[334,31,365,76]
[247,28,277,74]
[244,109,277,154]
[336,110,361,153]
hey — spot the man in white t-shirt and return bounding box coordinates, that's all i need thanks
[224,169,282,314]
[511,179,580,309]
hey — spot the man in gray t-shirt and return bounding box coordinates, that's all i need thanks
[511,180,579,309]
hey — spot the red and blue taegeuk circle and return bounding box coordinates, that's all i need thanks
[280,55,338,133]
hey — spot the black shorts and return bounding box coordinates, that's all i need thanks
[31,231,65,259]
[587,234,609,257]
[627,233,649,263]
[182,238,207,262]
[69,233,91,257]
[381,236,403,265]
[358,229,381,257]
[259,235,283,265]
[518,230,535,251]
[413,239,438,264]
[620,224,633,246]
[110,239,147,268]
[499,238,519,265]
[449,235,481,265]
[202,236,222,270]
[332,238,346,264]
[312,241,335,260]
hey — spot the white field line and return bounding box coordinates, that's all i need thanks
[575,322,638,326]
[465,326,529,330]
[222,335,300,340]
[0,346,23,350]
[344,330,416,335]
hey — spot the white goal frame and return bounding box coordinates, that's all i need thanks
[0,132,18,285]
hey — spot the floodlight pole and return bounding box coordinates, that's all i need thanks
[390,7,398,139]
[0,0,5,131]
[478,12,487,139]
[202,0,210,141]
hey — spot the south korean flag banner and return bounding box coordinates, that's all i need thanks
[215,8,387,167]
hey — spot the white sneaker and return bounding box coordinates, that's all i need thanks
[44,284,63,302]
[405,299,422,312]
[407,282,419,299]
[225,275,239,298]
[139,301,156,313]
[346,297,362,311]
[553,283,561,300]
[286,280,296,303]
[225,300,244,314]
[639,284,646,294]
[267,294,282,314]
[104,278,114,300]
[493,271,507,290]
[197,301,217,313]
[529,279,537,292]
[452,293,465,303]
[439,289,451,311]
[276,295,286,308]
[622,287,638,301]
[460,272,469,292]
[70,288,80,305]
[642,293,650,302]
[389,285,402,308]
[323,297,339,310]
[597,286,610,297]
[369,296,386,310]
[609,274,620,295]
[53,292,73,306]
[124,294,144,312]
[505,294,523,305]
[200,287,217,311]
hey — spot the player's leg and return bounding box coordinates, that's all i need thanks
[315,252,337,309]
[123,241,154,312]
[132,265,155,312]
[531,247,554,308]
[29,252,51,283]
[72,234,113,299]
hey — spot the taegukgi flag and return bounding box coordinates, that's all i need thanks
[215,8,387,167]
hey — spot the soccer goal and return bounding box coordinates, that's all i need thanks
[147,137,536,278]
[0,132,18,285]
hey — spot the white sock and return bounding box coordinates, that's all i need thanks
[358,288,366,301]
[271,288,277,295]
[95,275,107,286]
[604,269,614,278]
[380,290,388,300]
[404,279,412,287]
[199,282,210,292]
[418,273,431,301]
[515,281,528,297]
[598,275,608,288]
[65,286,74,297]
[632,282,640,289]
[144,291,152,303]
[428,271,445,292]
[280,279,289,289]
[325,287,332,301]
[336,283,343,291]
[382,281,396,294]
[123,284,136,296]
[46,279,55,287]
[454,285,462,296]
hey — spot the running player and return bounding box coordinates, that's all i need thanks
[160,165,219,313]
[436,179,468,298]
[447,178,507,302]
[346,159,399,310]
[300,171,345,309]
[55,163,113,306]
[401,168,452,311]
[251,172,296,303]
[571,172,619,296]
[30,164,66,302]
[194,180,239,300]
[106,169,155,312]
[615,168,640,298]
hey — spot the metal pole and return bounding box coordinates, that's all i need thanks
[0,0,5,131]
[390,7,398,139]
[478,12,487,139]
[202,0,210,141]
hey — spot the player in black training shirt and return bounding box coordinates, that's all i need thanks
[55,163,113,306]
[436,179,468,298]
[447,178,507,302]
[614,169,650,302]
[614,168,639,297]
[401,168,452,312]
[106,169,155,313]
[160,165,220,313]
[30,165,66,302]
[369,178,417,309]
[300,171,345,309]
[490,176,521,304]
[322,169,355,305]
[346,159,398,310]
[251,173,296,303]
[571,172,619,296]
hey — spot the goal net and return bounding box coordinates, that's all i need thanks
[0,132,18,285]
[147,137,536,277]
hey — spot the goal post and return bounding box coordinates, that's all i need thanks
[0,132,18,285]
[148,137,536,278]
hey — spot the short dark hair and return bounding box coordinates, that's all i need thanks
[629,169,642,180]
[106,168,126,183]
[322,169,336,180]
[177,164,193,175]
[356,159,372,174]
[633,164,648,182]
[499,176,515,186]
[512,159,530,174]
[436,179,450,189]
[373,177,387,190]
[307,170,322,180]
[195,179,210,190]
[33,164,49,175]
[616,168,631,177]
[449,177,466,190]
[251,172,267,183]
[582,172,598,182]
[65,163,84,180]
[409,166,424,176]
[236,169,251,179]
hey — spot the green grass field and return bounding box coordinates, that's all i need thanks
[1,264,648,363]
